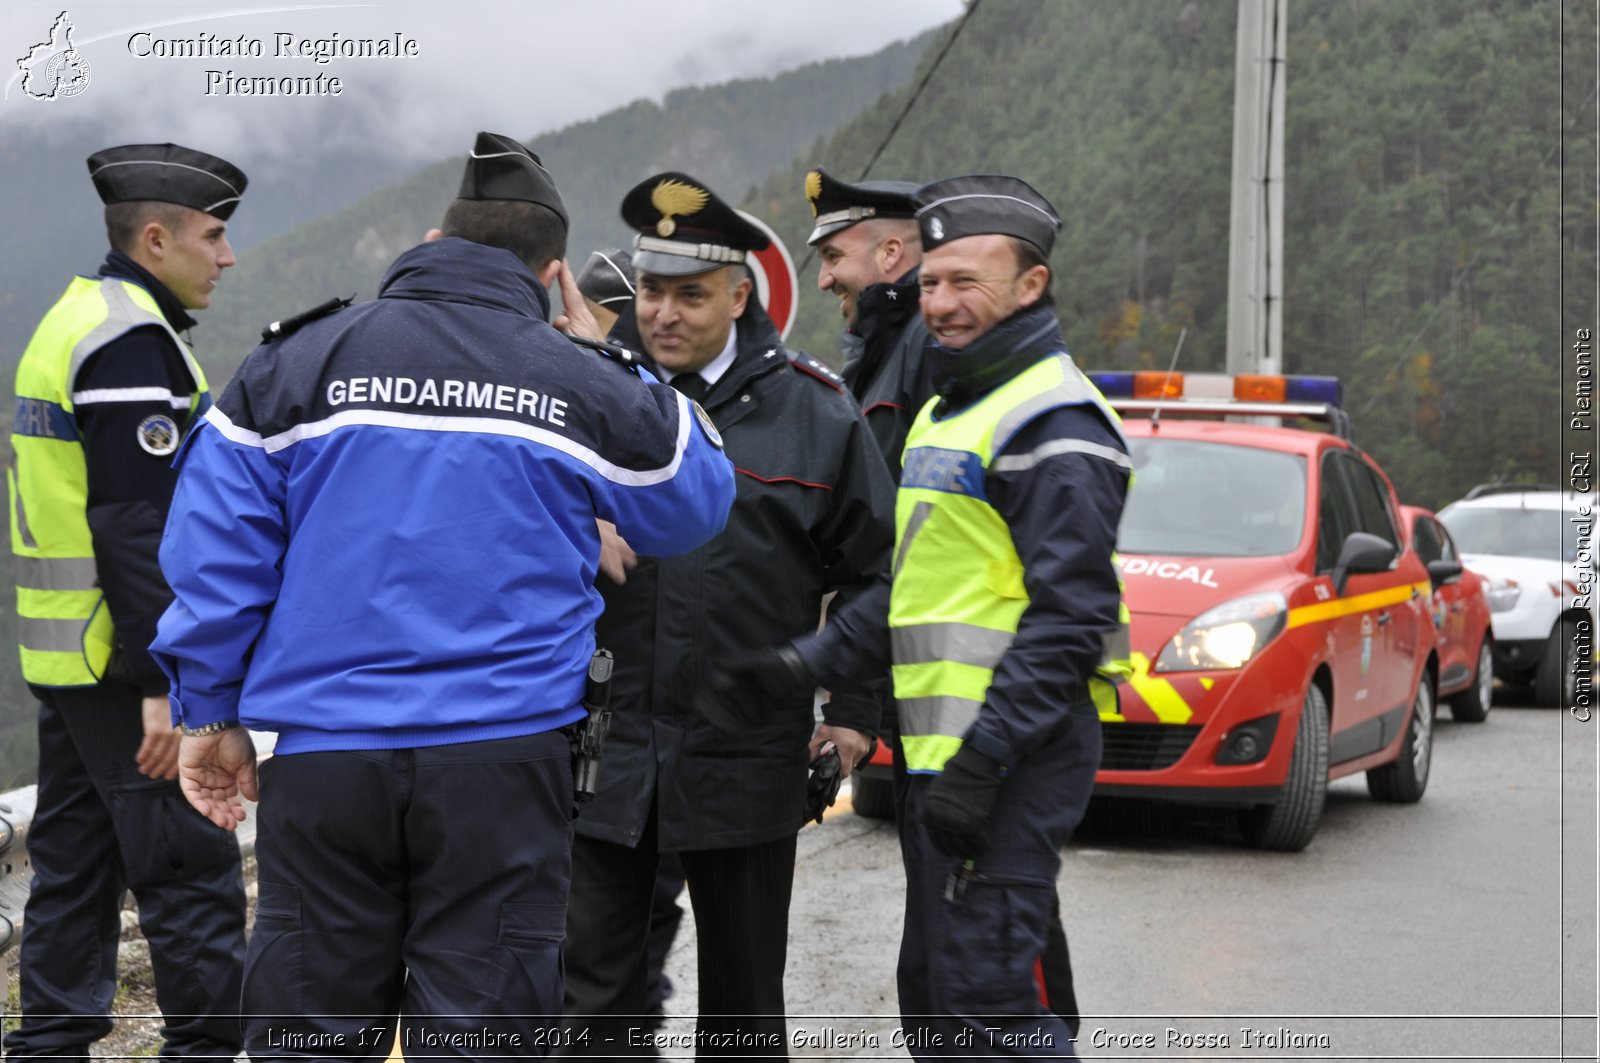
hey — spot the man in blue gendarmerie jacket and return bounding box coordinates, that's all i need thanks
[151,132,735,1057]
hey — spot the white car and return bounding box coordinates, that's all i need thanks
[1437,486,1597,706]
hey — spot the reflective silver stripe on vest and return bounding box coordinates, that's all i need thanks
[12,479,38,550]
[15,554,98,591]
[993,354,1126,450]
[1101,624,1131,670]
[992,437,1134,474]
[892,622,1015,669]
[71,281,201,394]
[18,615,89,653]
[892,500,934,578]
[898,694,983,740]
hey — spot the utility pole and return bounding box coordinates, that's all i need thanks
[1225,0,1286,376]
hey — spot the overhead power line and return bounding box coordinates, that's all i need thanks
[796,0,983,278]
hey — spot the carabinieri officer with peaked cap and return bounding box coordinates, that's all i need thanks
[6,142,249,1061]
[560,172,896,1055]
[151,133,734,1056]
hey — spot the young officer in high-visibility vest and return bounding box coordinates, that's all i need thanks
[704,173,1131,1059]
[6,143,249,1061]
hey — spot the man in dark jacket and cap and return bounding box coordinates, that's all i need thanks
[5,142,250,1062]
[805,165,1085,1034]
[713,174,1131,1058]
[561,172,896,1054]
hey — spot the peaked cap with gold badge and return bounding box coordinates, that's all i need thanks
[803,166,918,245]
[620,172,768,277]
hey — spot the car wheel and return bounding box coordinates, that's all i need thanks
[851,772,896,821]
[1447,635,1493,723]
[1534,617,1579,709]
[1238,684,1329,852]
[1368,673,1434,803]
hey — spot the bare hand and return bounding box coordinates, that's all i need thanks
[809,722,873,778]
[553,259,606,340]
[136,695,180,780]
[596,519,638,584]
[178,728,258,831]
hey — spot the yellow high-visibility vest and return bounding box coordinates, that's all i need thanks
[9,276,207,686]
[890,352,1130,773]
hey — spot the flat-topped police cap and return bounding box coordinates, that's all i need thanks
[804,167,919,245]
[86,143,248,221]
[458,131,568,230]
[621,172,768,277]
[576,248,635,307]
[914,174,1061,255]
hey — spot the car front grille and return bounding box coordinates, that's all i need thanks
[1099,722,1203,771]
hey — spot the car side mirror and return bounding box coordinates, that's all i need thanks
[1426,557,1463,588]
[1332,531,1398,596]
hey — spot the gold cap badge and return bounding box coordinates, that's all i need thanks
[804,170,823,215]
[650,178,708,238]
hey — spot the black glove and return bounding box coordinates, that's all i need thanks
[694,645,813,734]
[922,744,1007,859]
[803,746,843,824]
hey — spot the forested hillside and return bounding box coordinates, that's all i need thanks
[747,0,1588,509]
[195,34,933,381]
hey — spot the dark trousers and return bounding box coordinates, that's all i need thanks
[562,812,796,1060]
[890,719,1079,1035]
[897,704,1101,1059]
[242,730,574,1061]
[2,680,246,1061]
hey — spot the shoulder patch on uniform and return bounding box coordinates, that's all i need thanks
[568,333,641,372]
[260,294,354,343]
[690,398,723,450]
[136,413,179,456]
[787,351,845,393]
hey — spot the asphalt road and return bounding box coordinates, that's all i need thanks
[648,692,1598,1061]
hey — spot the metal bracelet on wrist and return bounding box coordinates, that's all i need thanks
[180,719,240,737]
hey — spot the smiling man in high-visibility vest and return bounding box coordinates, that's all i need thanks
[705,173,1131,1058]
[5,142,249,1062]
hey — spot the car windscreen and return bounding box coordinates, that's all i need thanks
[1439,505,1577,562]
[1118,438,1307,557]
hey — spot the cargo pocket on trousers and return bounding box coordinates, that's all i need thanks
[243,880,304,1018]
[940,879,1051,1012]
[496,902,565,1017]
[108,778,235,885]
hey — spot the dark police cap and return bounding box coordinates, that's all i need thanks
[804,167,919,245]
[620,172,768,277]
[86,143,248,221]
[576,248,635,308]
[457,131,568,230]
[914,174,1061,255]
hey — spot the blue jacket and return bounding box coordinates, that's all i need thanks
[152,238,734,754]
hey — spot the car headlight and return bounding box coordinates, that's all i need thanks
[1155,591,1288,672]
[1486,577,1520,613]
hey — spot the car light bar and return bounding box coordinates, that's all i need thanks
[1088,371,1344,407]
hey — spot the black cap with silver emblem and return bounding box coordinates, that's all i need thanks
[619,172,768,277]
[913,174,1061,255]
[86,143,248,221]
[803,167,918,245]
[576,248,635,308]
[457,131,569,231]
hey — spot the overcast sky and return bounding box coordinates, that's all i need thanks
[2,0,965,169]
